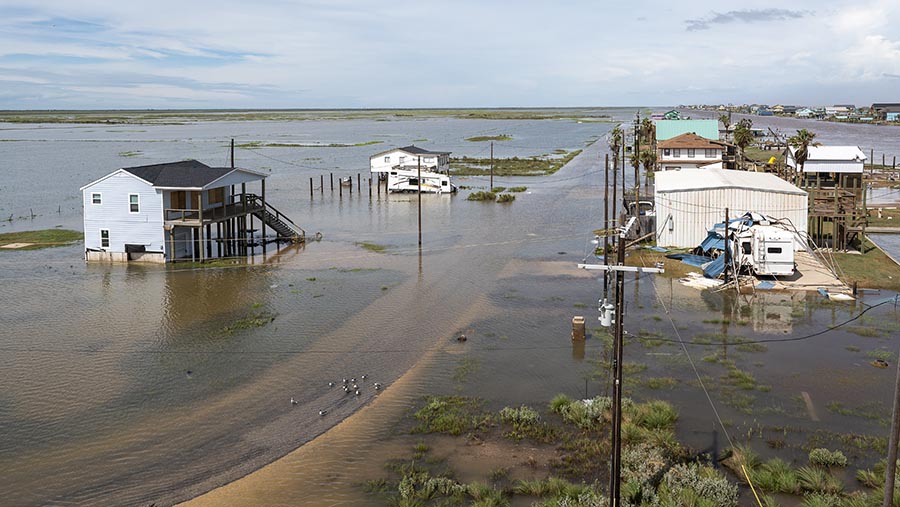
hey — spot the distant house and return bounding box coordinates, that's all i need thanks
[654,120,720,142]
[370,145,450,179]
[871,103,900,121]
[656,133,723,170]
[80,160,302,263]
[825,106,850,117]
[785,145,866,188]
[796,108,817,118]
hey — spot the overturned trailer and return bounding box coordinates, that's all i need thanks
[690,212,797,278]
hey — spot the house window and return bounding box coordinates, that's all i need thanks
[705,149,716,158]
[673,149,681,157]
[91,193,102,205]
[209,187,224,205]
[399,156,406,163]
[129,194,140,213]
[384,156,390,163]
[100,229,110,248]
[663,149,671,157]
[687,149,695,158]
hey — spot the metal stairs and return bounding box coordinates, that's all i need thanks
[245,194,306,243]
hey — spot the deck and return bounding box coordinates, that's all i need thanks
[164,200,263,227]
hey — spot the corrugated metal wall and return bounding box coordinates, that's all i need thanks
[655,188,808,250]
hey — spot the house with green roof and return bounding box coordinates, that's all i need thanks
[653,119,720,141]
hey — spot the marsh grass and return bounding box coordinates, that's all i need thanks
[0,229,81,250]
[643,377,678,390]
[466,191,496,201]
[412,396,494,436]
[355,241,387,253]
[849,326,883,337]
[796,466,843,494]
[221,311,275,334]
[496,194,516,203]
[451,150,582,176]
[465,134,512,142]
[508,186,528,192]
[491,186,507,192]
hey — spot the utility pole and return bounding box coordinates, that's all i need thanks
[231,138,235,168]
[418,156,422,248]
[883,353,900,507]
[604,153,610,299]
[634,112,641,220]
[578,218,664,507]
[724,208,730,284]
[490,142,494,190]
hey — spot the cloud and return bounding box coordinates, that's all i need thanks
[686,9,808,31]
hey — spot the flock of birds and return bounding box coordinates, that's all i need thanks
[290,375,383,417]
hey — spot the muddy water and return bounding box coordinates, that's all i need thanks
[3,112,900,506]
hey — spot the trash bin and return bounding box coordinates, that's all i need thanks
[572,316,585,341]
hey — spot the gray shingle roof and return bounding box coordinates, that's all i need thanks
[122,160,233,188]
[398,145,450,155]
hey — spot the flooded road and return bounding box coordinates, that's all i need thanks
[2,110,899,506]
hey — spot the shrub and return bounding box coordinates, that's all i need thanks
[657,463,739,507]
[796,466,843,494]
[632,400,678,430]
[550,394,573,414]
[508,186,528,192]
[751,458,799,494]
[808,448,848,468]
[491,186,506,192]
[496,193,516,203]
[499,405,541,426]
[467,191,496,201]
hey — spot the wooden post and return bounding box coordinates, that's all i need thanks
[490,142,494,190]
[377,176,381,196]
[206,224,212,259]
[216,223,221,258]
[310,177,313,199]
[330,172,334,191]
[339,179,343,197]
[261,179,267,253]
[357,172,361,191]
[169,228,175,262]
[320,174,324,194]
[349,175,353,195]
[369,177,372,198]
[604,153,610,299]
[418,156,422,247]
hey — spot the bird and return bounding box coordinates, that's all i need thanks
[342,378,348,384]
[328,381,335,387]
[457,334,467,342]
[374,383,382,390]
[355,390,360,396]
[352,384,358,390]
[350,377,356,383]
[361,374,367,380]
[291,398,298,405]
[318,410,327,416]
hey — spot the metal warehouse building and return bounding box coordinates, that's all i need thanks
[655,168,808,250]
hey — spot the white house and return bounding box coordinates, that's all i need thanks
[370,145,451,178]
[785,145,866,188]
[80,160,300,263]
[656,133,723,170]
[655,168,808,250]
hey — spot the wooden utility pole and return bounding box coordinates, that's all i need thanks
[884,354,900,507]
[604,153,610,298]
[635,114,641,219]
[609,225,626,507]
[724,208,730,284]
[490,142,494,190]
[418,156,422,247]
[231,139,235,168]
[612,151,618,230]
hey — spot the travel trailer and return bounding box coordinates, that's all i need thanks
[388,168,456,194]
[734,225,795,277]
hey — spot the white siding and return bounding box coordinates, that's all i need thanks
[655,188,807,251]
[370,149,449,174]
[82,172,164,253]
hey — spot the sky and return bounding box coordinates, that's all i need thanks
[0,0,899,109]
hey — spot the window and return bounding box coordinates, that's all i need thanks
[673,149,681,157]
[129,194,139,213]
[441,180,448,186]
[705,149,716,158]
[742,242,751,254]
[399,156,406,163]
[663,149,671,157]
[209,187,224,205]
[409,178,419,186]
[687,149,695,158]
[100,229,110,248]
[91,193,102,205]
[767,247,783,254]
[384,156,390,163]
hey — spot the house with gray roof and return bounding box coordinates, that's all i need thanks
[80,160,304,263]
[369,145,451,177]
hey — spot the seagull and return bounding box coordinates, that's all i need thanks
[355,390,360,396]
[374,383,381,390]
[457,334,467,342]
[291,398,298,405]
[342,378,348,384]
[318,410,327,416]
[352,384,358,390]
[350,377,356,383]
[328,381,335,387]
[361,374,367,380]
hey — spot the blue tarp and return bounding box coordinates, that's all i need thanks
[756,280,775,290]
[702,255,726,278]
[666,253,712,267]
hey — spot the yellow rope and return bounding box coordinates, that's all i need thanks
[742,464,764,507]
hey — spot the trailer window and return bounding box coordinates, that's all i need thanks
[767,247,783,254]
[742,242,751,254]
[441,180,448,186]
[409,178,419,186]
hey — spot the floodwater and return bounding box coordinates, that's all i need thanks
[1,110,899,506]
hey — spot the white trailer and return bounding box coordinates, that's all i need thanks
[735,225,795,276]
[388,169,456,194]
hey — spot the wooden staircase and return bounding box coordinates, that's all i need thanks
[245,194,306,243]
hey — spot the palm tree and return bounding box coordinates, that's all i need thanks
[608,126,623,170]
[640,148,656,185]
[719,113,732,141]
[787,129,819,186]
[640,117,654,144]
[732,118,754,170]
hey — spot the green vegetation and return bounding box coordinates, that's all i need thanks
[236,140,382,148]
[508,186,527,192]
[644,377,678,390]
[491,186,506,192]
[848,326,882,338]
[118,150,142,157]
[221,311,275,334]
[496,194,516,203]
[466,191,496,201]
[355,241,387,253]
[808,448,848,468]
[465,134,512,142]
[832,238,900,290]
[411,396,493,436]
[451,149,582,176]
[0,229,81,250]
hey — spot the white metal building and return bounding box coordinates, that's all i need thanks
[655,168,808,250]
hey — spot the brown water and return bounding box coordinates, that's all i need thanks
[2,112,900,506]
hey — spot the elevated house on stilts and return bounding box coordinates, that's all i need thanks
[81,160,305,263]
